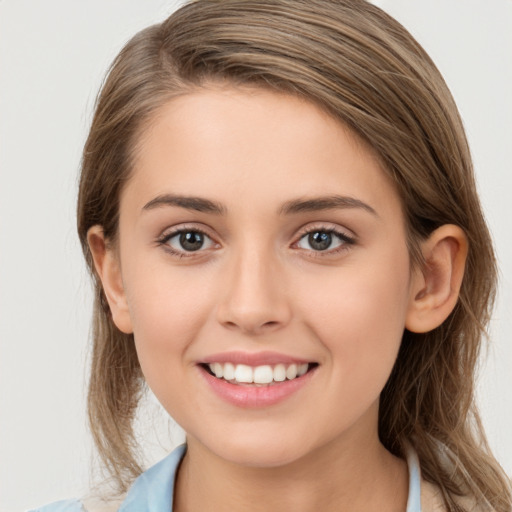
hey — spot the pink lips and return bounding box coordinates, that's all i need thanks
[201,350,310,366]
[198,351,317,408]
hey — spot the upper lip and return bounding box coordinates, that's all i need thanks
[200,351,313,366]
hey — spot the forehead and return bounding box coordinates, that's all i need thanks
[123,86,401,220]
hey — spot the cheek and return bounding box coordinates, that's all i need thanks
[298,254,411,390]
[122,262,214,377]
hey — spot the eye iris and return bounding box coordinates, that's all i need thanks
[309,231,332,251]
[180,231,204,251]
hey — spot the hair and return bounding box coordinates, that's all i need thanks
[77,0,511,510]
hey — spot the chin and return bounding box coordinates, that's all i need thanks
[192,428,311,469]
[219,444,303,469]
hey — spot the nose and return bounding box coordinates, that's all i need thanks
[216,244,292,335]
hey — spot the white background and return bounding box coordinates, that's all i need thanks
[1,1,511,511]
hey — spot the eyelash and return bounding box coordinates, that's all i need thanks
[295,226,356,248]
[157,226,217,259]
[156,225,356,259]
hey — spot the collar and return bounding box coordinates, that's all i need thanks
[119,444,423,511]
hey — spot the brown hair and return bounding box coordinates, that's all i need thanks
[77,1,511,509]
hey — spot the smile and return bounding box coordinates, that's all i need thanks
[198,355,318,408]
[205,362,310,385]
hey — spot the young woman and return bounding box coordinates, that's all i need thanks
[32,1,511,510]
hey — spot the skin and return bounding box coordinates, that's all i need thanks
[89,86,467,511]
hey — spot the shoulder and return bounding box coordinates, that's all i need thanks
[29,445,186,512]
[28,495,125,512]
[421,479,447,512]
[81,495,126,512]
[421,479,490,512]
[27,499,84,512]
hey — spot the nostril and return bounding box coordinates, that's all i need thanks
[220,318,284,334]
[216,275,292,333]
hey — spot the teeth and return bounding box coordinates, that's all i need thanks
[223,362,235,381]
[297,363,308,376]
[207,362,311,384]
[273,364,286,382]
[213,362,223,378]
[286,364,297,380]
[253,365,273,384]
[234,364,253,383]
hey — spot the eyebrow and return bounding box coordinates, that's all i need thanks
[141,193,377,217]
[142,194,226,214]
[279,195,378,216]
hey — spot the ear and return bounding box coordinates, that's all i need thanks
[87,226,133,334]
[405,224,468,333]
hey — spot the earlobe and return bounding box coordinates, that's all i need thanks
[405,225,468,333]
[87,226,134,334]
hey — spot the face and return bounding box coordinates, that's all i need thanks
[106,87,418,468]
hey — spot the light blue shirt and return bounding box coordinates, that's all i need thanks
[30,444,422,511]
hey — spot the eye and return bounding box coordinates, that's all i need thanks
[160,229,216,254]
[296,229,354,252]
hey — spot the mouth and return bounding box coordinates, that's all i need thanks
[197,351,319,407]
[200,362,318,386]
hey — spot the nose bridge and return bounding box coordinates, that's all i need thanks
[217,237,291,334]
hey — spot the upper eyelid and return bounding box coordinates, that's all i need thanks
[157,227,218,258]
[156,222,356,246]
[158,223,217,240]
[295,222,356,239]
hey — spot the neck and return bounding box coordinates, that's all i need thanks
[174,432,408,512]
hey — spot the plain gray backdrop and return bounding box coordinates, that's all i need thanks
[1,1,511,510]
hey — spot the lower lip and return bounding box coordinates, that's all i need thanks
[199,366,316,408]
